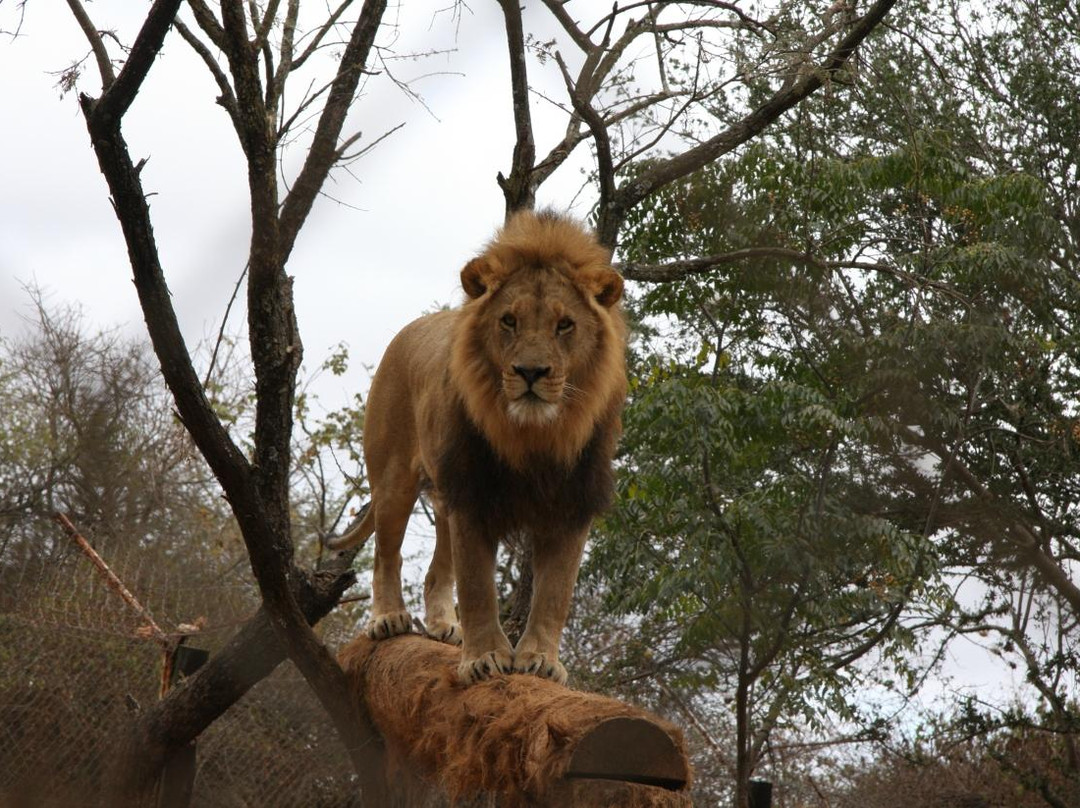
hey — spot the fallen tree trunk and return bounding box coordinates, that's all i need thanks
[339,635,693,807]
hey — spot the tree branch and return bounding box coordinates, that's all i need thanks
[618,247,821,281]
[77,13,253,515]
[173,17,239,124]
[277,0,387,261]
[289,0,356,72]
[64,0,116,88]
[618,248,972,307]
[186,0,228,53]
[270,0,301,122]
[556,51,615,230]
[599,0,900,246]
[898,425,1080,615]
[495,0,538,216]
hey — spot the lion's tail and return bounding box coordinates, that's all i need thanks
[324,501,376,551]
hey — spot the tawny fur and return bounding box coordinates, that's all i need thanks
[327,210,627,684]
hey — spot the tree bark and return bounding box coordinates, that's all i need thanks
[340,634,693,807]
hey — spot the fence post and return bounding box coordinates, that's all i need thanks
[158,645,209,808]
[749,779,773,808]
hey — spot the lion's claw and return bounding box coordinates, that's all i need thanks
[366,610,413,640]
[512,651,568,684]
[425,620,463,646]
[457,649,514,684]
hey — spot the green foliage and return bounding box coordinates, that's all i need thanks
[588,2,1080,798]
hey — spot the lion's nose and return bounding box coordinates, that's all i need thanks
[513,365,551,387]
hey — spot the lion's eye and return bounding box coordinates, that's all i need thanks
[500,313,517,330]
[556,317,575,335]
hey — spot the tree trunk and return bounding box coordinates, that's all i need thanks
[339,634,693,807]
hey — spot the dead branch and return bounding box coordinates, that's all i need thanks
[54,512,169,647]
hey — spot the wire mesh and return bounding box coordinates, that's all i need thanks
[0,528,363,808]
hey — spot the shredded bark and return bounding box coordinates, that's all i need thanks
[339,635,691,806]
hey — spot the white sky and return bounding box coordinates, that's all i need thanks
[0,1,594,405]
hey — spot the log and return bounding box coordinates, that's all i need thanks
[339,635,693,807]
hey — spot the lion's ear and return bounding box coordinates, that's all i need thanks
[461,257,501,299]
[593,268,624,308]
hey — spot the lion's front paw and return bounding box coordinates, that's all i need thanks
[457,648,514,685]
[425,620,463,646]
[512,650,568,684]
[366,610,413,640]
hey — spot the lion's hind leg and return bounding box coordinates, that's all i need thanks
[422,507,461,645]
[366,474,418,640]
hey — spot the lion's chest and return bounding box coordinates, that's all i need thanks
[436,413,613,540]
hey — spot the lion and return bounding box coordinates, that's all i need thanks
[326,210,626,685]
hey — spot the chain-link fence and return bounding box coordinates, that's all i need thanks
[0,527,364,807]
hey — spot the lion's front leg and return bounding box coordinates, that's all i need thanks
[512,526,589,685]
[450,514,513,684]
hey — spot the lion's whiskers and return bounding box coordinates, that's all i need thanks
[561,381,586,404]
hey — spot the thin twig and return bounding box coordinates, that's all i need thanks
[53,513,169,648]
[203,262,249,390]
[64,0,116,88]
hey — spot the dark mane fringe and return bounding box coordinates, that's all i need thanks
[437,399,619,541]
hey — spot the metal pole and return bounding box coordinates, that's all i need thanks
[158,645,209,808]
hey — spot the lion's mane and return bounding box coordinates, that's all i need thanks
[448,211,627,474]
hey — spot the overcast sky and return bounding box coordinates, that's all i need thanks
[0,1,592,406]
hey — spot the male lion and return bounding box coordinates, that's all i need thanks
[327,210,626,685]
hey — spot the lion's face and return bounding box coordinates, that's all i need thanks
[450,211,626,467]
[484,268,600,426]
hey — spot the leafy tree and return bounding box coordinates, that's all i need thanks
[588,353,935,806]
[586,1,1080,804]
[0,292,241,573]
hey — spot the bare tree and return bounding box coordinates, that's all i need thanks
[65,0,389,801]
